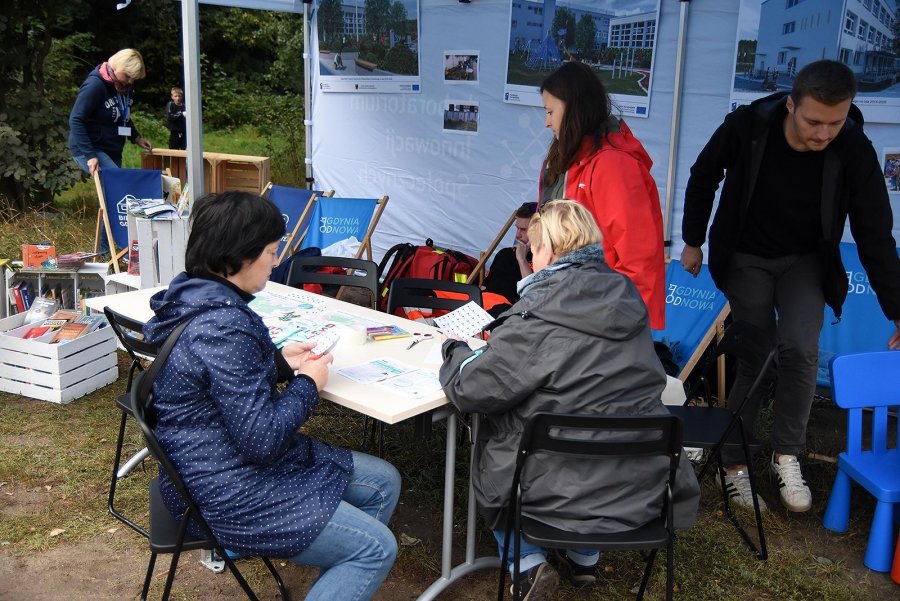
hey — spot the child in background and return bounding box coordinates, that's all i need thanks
[166,86,186,150]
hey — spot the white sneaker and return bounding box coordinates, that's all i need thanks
[770,453,812,512]
[723,466,767,512]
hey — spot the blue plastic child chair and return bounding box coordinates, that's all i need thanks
[822,351,900,572]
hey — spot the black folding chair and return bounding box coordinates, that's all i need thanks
[666,321,776,560]
[286,255,379,309]
[130,320,289,601]
[104,307,159,538]
[499,413,683,601]
[386,277,483,317]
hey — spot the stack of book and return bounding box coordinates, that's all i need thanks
[56,252,100,269]
[127,197,177,219]
[4,309,108,344]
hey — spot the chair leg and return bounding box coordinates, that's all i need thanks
[140,552,158,601]
[666,537,674,601]
[822,469,852,533]
[220,551,262,601]
[864,501,897,572]
[161,548,182,601]
[635,548,658,601]
[109,410,150,538]
[261,557,290,600]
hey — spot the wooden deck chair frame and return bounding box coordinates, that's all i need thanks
[92,171,127,273]
[291,194,389,262]
[261,183,337,263]
[466,208,517,286]
[682,303,731,403]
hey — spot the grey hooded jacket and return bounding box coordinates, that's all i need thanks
[439,252,700,532]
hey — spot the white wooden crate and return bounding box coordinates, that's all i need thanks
[136,216,189,288]
[0,313,119,404]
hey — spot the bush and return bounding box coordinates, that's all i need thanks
[381,43,417,76]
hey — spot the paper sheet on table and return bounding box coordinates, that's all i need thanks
[375,369,443,398]
[432,301,493,338]
[336,358,415,385]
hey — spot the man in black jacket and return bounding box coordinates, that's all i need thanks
[680,60,900,514]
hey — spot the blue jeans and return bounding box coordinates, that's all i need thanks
[290,451,401,601]
[72,151,120,175]
[492,529,599,574]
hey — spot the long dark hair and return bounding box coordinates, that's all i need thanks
[540,62,612,186]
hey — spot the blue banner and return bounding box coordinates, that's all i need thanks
[652,261,729,373]
[100,168,163,250]
[267,185,320,258]
[817,242,900,388]
[301,197,377,252]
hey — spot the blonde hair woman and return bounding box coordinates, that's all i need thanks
[68,48,153,176]
[440,199,700,598]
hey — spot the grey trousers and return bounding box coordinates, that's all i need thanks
[720,252,824,466]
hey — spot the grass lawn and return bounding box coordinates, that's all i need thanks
[506,56,648,96]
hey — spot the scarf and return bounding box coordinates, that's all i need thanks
[516,243,604,298]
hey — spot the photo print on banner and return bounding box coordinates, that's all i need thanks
[317,0,422,93]
[444,51,480,84]
[442,101,479,135]
[502,0,662,118]
[731,0,899,124]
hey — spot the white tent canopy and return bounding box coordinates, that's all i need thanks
[176,0,899,263]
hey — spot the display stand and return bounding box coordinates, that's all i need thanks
[141,149,269,194]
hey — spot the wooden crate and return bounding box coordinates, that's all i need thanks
[141,150,268,194]
[0,313,118,404]
[136,217,189,288]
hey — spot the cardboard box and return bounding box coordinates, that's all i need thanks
[136,217,189,288]
[0,313,118,404]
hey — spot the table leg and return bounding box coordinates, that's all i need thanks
[416,412,500,601]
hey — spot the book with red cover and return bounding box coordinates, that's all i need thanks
[127,240,140,275]
[23,326,51,339]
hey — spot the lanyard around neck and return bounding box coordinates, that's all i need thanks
[115,91,130,125]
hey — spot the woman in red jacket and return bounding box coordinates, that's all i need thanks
[539,61,665,329]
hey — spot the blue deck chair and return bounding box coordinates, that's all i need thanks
[93,168,164,273]
[816,242,900,389]
[822,351,900,572]
[261,183,334,263]
[652,259,731,399]
[296,195,389,262]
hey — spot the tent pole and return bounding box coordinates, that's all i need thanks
[663,0,691,260]
[304,2,313,189]
[182,0,205,197]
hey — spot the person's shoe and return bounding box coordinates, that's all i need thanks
[723,466,767,512]
[509,561,559,601]
[770,453,812,512]
[554,550,597,587]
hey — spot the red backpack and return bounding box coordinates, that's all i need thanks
[376,239,479,311]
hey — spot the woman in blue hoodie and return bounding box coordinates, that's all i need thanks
[68,48,154,176]
[143,191,400,601]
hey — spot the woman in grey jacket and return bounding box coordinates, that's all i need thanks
[440,200,699,599]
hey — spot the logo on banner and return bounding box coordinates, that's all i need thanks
[319,216,360,236]
[666,283,717,310]
[846,270,875,296]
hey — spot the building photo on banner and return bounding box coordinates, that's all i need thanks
[317,0,422,92]
[731,0,900,123]
[503,0,662,117]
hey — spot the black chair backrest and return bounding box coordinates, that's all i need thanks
[130,317,213,539]
[386,277,483,315]
[285,255,379,308]
[105,306,158,390]
[519,412,683,466]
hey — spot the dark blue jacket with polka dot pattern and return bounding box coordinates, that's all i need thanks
[144,272,353,557]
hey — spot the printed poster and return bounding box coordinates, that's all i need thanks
[731,0,900,123]
[317,0,422,93]
[503,0,663,118]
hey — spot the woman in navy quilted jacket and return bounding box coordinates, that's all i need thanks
[144,191,400,601]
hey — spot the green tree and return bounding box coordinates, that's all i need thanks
[387,1,408,39]
[552,7,576,50]
[0,1,87,212]
[365,0,390,41]
[318,0,344,47]
[574,14,597,59]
